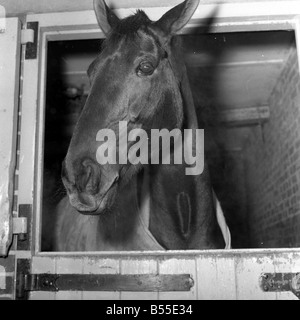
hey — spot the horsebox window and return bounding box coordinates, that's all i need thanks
[41,30,300,252]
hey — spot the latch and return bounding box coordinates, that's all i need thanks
[21,22,38,60]
[260,273,300,299]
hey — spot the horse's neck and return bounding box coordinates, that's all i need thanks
[96,174,163,250]
[180,66,198,129]
[98,177,140,240]
[148,69,224,250]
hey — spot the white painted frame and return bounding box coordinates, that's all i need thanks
[15,1,300,301]
[18,2,300,260]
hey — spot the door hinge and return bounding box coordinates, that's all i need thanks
[16,271,194,299]
[12,217,27,238]
[260,273,300,299]
[21,21,38,60]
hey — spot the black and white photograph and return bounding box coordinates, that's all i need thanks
[0,0,300,301]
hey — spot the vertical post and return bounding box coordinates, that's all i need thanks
[294,16,300,74]
[0,18,21,256]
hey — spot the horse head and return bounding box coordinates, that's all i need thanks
[61,0,200,215]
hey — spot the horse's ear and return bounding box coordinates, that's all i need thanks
[154,0,199,37]
[93,0,120,35]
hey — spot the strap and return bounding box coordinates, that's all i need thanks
[213,191,231,249]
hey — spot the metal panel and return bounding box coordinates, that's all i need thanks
[21,273,193,293]
[0,18,21,257]
[260,273,300,298]
[273,252,300,300]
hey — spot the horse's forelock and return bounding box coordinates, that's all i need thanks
[113,10,152,35]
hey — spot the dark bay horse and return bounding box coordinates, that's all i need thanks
[54,0,231,251]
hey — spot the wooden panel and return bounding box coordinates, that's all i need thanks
[31,256,56,273]
[30,291,56,301]
[56,257,84,274]
[235,253,276,300]
[31,256,121,300]
[0,265,5,290]
[26,251,300,300]
[30,256,56,300]
[83,257,120,274]
[196,254,237,300]
[55,291,83,300]
[82,291,120,300]
[218,106,270,126]
[18,51,39,206]
[82,257,120,300]
[9,1,300,24]
[158,258,197,300]
[55,257,83,300]
[0,18,21,256]
[121,259,158,300]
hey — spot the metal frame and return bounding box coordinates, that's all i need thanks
[16,2,300,258]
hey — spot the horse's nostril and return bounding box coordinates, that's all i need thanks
[77,159,100,194]
[78,165,92,191]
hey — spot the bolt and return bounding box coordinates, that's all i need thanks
[43,280,49,286]
[263,285,269,292]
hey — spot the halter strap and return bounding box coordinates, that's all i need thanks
[213,191,232,249]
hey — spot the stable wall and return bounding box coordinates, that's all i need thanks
[245,46,300,248]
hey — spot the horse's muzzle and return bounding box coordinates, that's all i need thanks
[68,192,101,214]
[62,158,102,213]
[61,158,118,215]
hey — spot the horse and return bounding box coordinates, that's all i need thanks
[54,0,231,251]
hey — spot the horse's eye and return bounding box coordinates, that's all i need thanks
[137,61,155,76]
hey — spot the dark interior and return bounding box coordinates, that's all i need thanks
[42,30,300,251]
